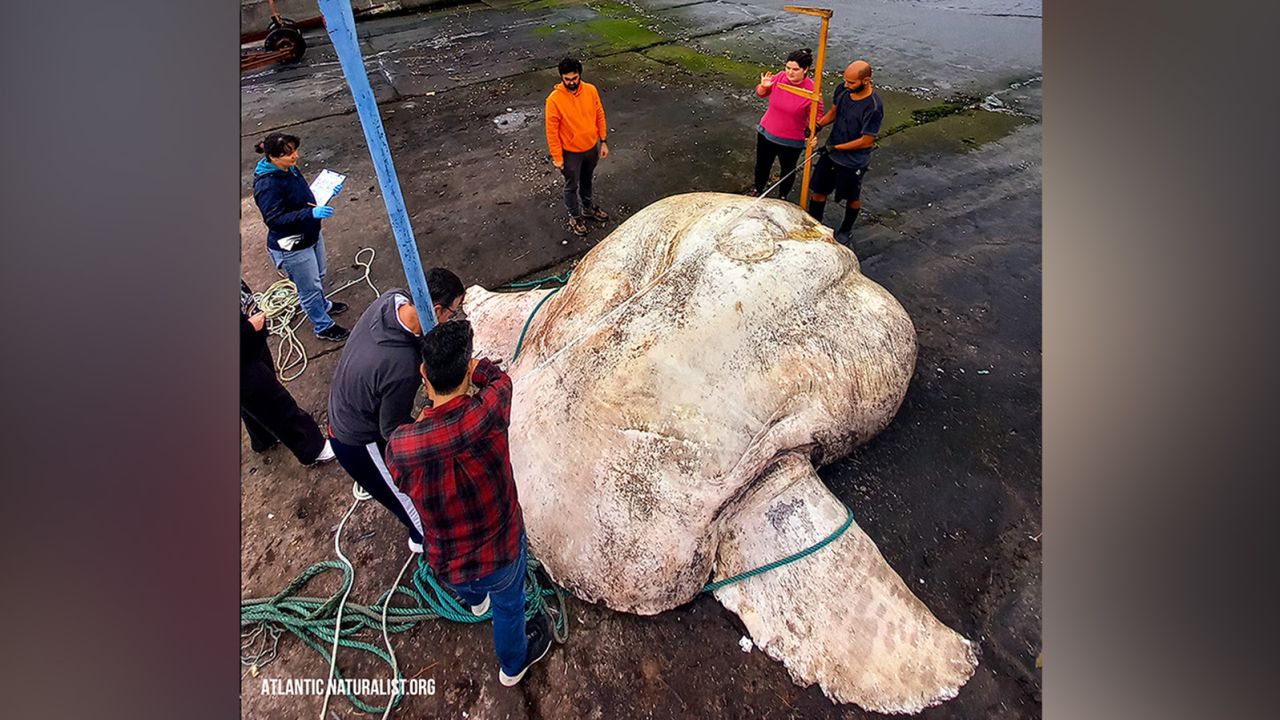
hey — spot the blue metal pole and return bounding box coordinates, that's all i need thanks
[316,0,437,331]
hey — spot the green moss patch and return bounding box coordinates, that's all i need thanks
[878,108,1030,157]
[576,18,665,53]
[876,94,994,140]
[868,90,938,137]
[529,0,664,54]
[641,45,769,88]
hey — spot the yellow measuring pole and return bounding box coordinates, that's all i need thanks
[775,6,832,211]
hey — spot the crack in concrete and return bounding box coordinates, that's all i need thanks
[242,110,358,137]
[650,0,717,9]
[678,17,770,41]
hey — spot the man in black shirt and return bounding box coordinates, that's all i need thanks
[808,60,884,246]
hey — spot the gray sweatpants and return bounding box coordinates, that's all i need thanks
[560,143,600,217]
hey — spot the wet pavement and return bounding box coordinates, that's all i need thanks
[240,1,1041,717]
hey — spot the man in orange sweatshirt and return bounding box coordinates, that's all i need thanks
[545,57,610,236]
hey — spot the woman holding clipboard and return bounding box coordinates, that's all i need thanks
[252,132,350,342]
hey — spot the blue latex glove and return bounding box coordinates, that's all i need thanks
[332,182,344,197]
[311,205,334,219]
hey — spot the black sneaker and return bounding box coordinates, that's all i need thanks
[499,612,553,686]
[328,301,349,316]
[316,324,350,342]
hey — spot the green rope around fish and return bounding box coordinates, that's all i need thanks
[701,505,856,593]
[497,271,573,363]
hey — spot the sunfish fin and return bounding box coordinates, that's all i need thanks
[712,454,978,714]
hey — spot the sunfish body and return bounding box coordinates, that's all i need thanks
[463,193,977,713]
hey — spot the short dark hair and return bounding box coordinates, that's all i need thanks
[785,48,813,70]
[558,57,583,76]
[255,132,301,158]
[419,319,473,394]
[426,267,465,310]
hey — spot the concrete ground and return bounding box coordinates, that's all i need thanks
[240,1,1041,717]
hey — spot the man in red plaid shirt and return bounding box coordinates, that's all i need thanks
[384,319,553,686]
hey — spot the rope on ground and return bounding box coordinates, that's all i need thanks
[255,247,380,382]
[320,483,368,720]
[240,622,283,676]
[379,553,416,720]
[701,503,855,594]
[241,540,569,715]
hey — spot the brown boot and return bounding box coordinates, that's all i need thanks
[582,207,609,222]
[568,216,589,236]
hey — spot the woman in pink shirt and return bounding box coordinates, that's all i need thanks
[752,49,822,201]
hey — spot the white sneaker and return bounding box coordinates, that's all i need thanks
[470,594,490,617]
[408,538,423,554]
[313,440,336,463]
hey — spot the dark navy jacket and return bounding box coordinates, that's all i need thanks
[253,157,322,252]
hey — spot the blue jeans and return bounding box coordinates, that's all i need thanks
[267,234,335,334]
[444,535,529,676]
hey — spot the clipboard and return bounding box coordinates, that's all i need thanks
[309,169,347,207]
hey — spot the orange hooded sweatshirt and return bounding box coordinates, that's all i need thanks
[544,81,607,164]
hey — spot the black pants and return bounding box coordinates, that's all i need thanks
[809,154,868,203]
[241,344,325,464]
[561,143,600,217]
[754,132,804,199]
[329,435,425,548]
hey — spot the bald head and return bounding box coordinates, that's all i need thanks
[842,60,873,94]
[845,61,872,81]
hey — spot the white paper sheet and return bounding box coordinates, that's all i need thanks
[309,169,347,207]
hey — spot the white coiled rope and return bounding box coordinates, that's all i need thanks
[254,247,379,381]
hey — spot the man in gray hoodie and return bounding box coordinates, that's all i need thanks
[326,268,466,552]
